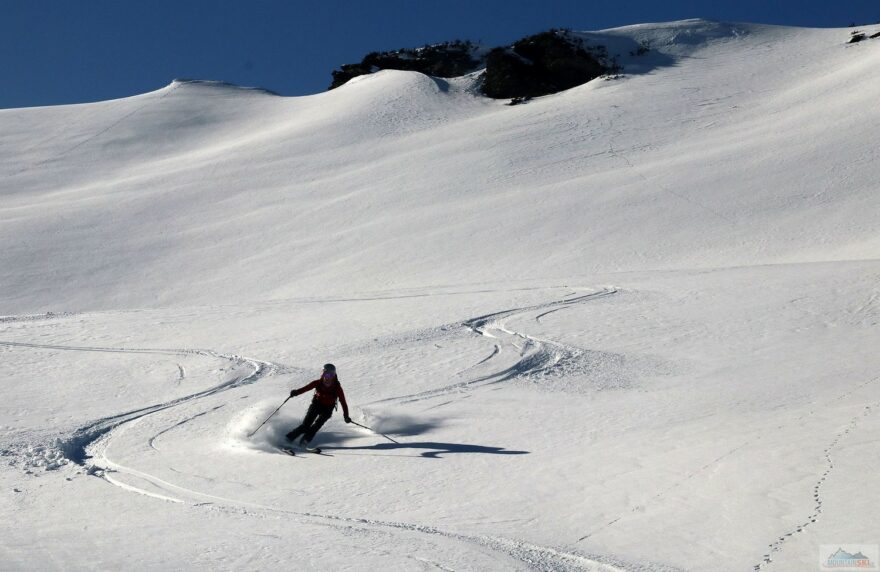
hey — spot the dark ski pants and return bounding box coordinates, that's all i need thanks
[287,401,334,443]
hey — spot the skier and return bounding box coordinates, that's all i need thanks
[285,363,351,447]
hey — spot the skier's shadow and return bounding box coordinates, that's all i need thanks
[323,441,529,459]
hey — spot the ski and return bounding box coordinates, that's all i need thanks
[279,444,324,455]
[291,436,324,454]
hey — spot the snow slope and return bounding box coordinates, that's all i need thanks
[3,21,879,312]
[2,19,879,572]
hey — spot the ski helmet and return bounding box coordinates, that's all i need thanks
[323,363,336,373]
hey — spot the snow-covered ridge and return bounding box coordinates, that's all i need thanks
[2,18,880,572]
[167,78,281,96]
[3,20,878,312]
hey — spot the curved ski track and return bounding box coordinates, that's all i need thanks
[464,288,619,381]
[1,291,683,572]
[0,340,275,467]
[88,441,675,572]
[369,287,621,406]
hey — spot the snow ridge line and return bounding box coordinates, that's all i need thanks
[752,397,880,571]
[0,340,275,468]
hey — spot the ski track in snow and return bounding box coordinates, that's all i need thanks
[369,287,624,407]
[464,288,622,383]
[0,340,275,469]
[82,402,667,567]
[6,295,868,571]
[87,445,676,572]
[147,405,225,451]
[0,291,686,572]
[1,22,878,572]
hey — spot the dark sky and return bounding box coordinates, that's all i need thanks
[3,0,878,109]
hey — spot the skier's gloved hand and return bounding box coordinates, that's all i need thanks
[289,390,297,398]
[344,415,352,424]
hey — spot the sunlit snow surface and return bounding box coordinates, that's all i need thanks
[2,20,879,572]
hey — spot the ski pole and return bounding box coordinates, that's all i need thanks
[350,420,399,444]
[248,396,290,438]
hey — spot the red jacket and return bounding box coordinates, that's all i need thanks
[294,378,349,417]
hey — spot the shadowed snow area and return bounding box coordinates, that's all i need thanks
[2,19,880,572]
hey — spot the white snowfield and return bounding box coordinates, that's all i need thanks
[1,19,878,572]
